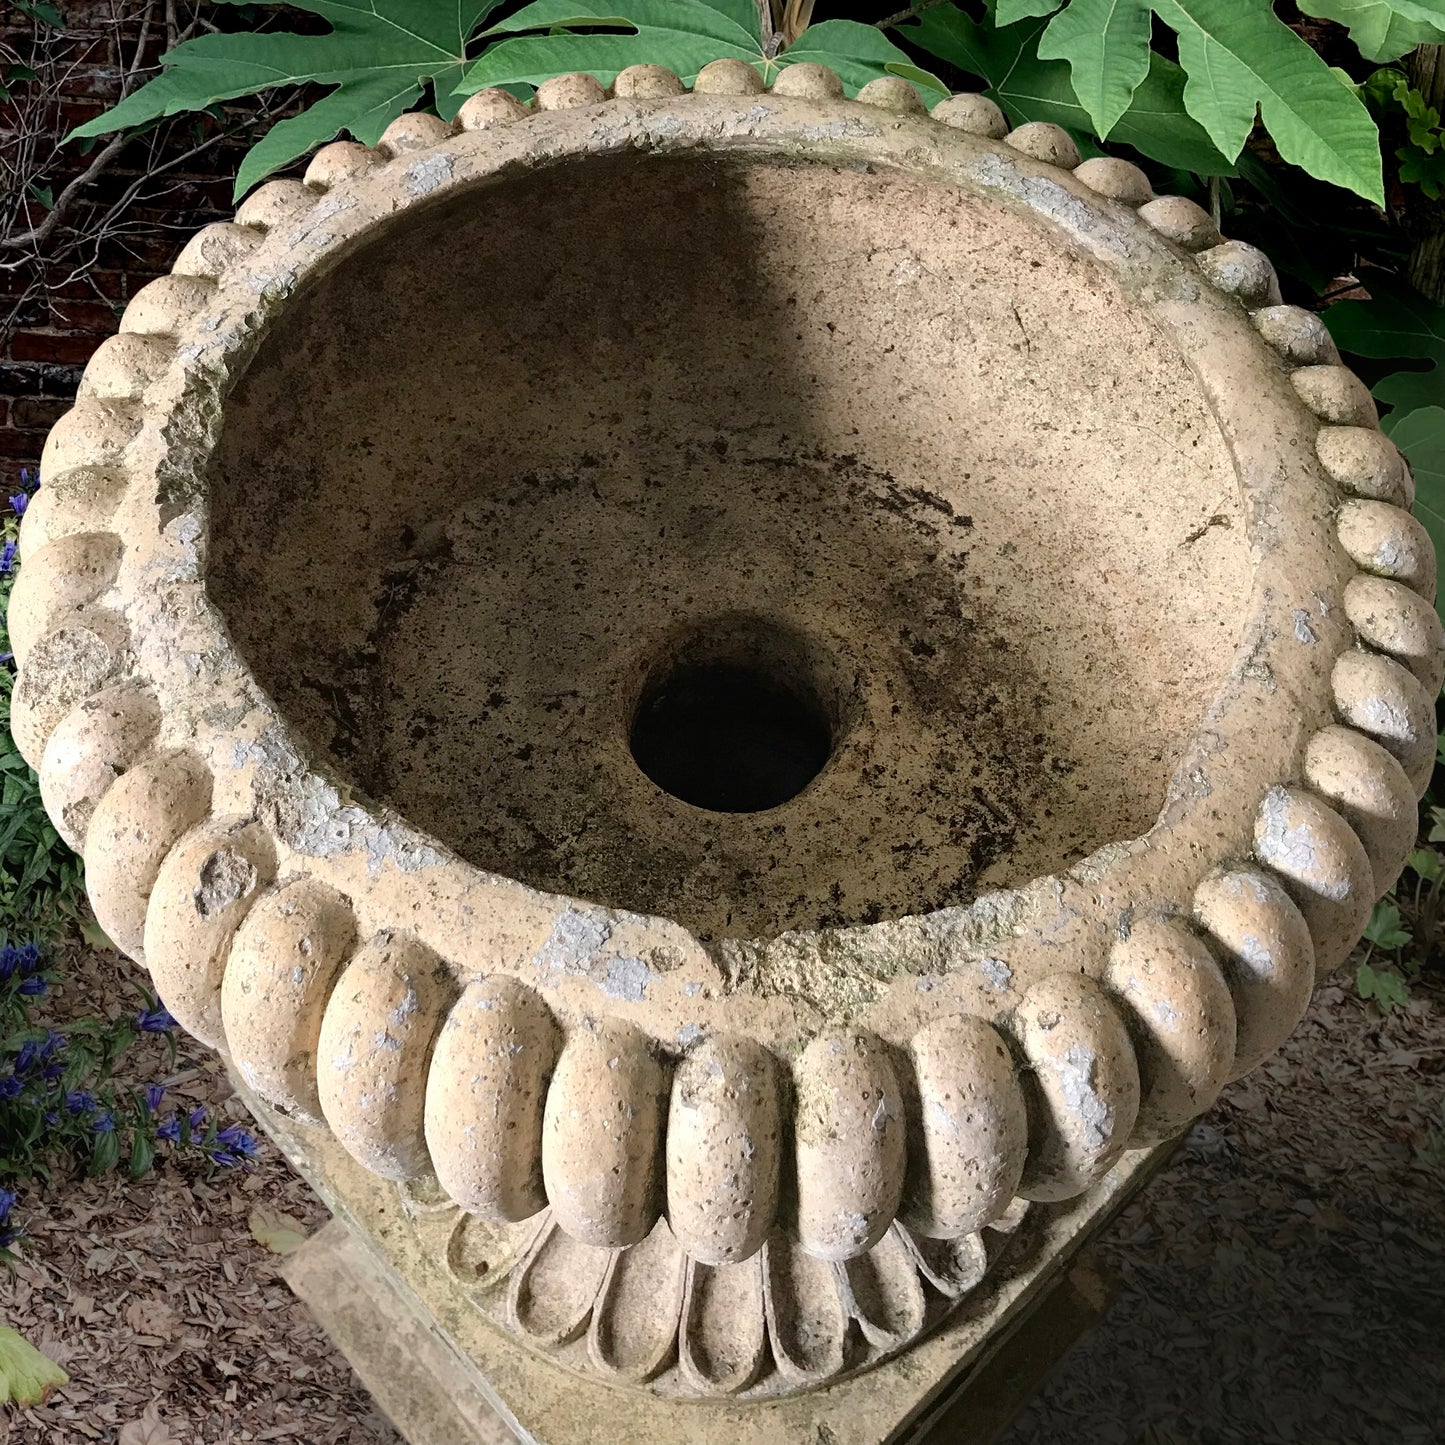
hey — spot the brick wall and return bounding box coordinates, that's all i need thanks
[0,3,280,472]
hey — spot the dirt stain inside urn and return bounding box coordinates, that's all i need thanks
[207,151,1248,941]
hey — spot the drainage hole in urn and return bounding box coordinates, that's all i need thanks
[629,661,834,813]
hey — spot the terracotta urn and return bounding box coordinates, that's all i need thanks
[15,58,1440,1442]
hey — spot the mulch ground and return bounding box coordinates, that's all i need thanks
[1005,969,1445,1444]
[2,945,1442,1444]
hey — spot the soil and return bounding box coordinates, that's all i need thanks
[2,945,1442,1444]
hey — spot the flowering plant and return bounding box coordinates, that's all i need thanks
[0,940,258,1263]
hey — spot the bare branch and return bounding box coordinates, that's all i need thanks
[0,132,132,251]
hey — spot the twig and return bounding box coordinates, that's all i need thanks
[0,133,132,251]
[875,0,950,29]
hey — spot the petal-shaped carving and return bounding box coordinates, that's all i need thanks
[447,1210,542,1294]
[506,1211,610,1347]
[587,1216,687,1383]
[762,1237,849,1385]
[399,1174,458,1217]
[678,1253,767,1396]
[837,1226,926,1351]
[895,1221,988,1300]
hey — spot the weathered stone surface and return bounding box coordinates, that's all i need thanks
[19,75,1431,1417]
[1193,868,1315,1080]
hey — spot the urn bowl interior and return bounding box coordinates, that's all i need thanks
[206,149,1250,941]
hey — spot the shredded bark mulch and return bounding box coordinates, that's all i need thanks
[2,946,1441,1443]
[1006,971,1445,1444]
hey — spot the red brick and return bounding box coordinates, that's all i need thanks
[9,332,103,364]
[0,363,83,398]
[11,398,70,430]
[47,298,121,332]
[0,431,45,464]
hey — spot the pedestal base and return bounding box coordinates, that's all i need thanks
[243,1072,1174,1445]
[286,1218,1116,1445]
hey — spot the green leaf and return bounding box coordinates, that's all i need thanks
[1364,900,1412,949]
[1153,0,1385,203]
[1399,143,1445,198]
[128,1130,155,1181]
[0,1327,67,1407]
[902,6,1233,173]
[778,21,947,100]
[1408,846,1442,881]
[998,0,1064,19]
[16,1,63,28]
[89,1127,120,1176]
[78,915,114,952]
[1298,1,1445,63]
[1325,279,1445,369]
[1037,0,1152,139]
[461,5,942,99]
[1382,406,1445,608]
[71,1,502,198]
[1356,959,1410,1007]
[462,0,761,92]
[1325,277,1445,433]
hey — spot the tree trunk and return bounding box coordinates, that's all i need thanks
[1406,45,1445,302]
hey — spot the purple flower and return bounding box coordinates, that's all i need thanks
[42,1061,65,1082]
[155,1115,180,1143]
[13,1041,40,1074]
[39,1032,64,1059]
[65,1089,95,1116]
[92,1110,115,1134]
[143,1083,165,1112]
[17,975,46,997]
[8,492,26,516]
[214,1123,257,1158]
[18,944,41,973]
[0,1189,13,1221]
[0,1076,21,1099]
[187,1105,208,1130]
[136,1006,176,1033]
[0,949,15,982]
[18,468,34,492]
[0,540,16,573]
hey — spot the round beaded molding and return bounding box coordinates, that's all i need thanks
[18,63,1440,1399]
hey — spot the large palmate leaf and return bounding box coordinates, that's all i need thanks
[902,6,1233,173]
[1299,1,1445,63]
[935,0,1384,200]
[70,0,499,198]
[1036,0,1152,139]
[459,1,945,99]
[1384,406,1445,610]
[1325,278,1445,419]
[996,0,1065,18]
[1153,0,1384,203]
[1327,282,1445,609]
